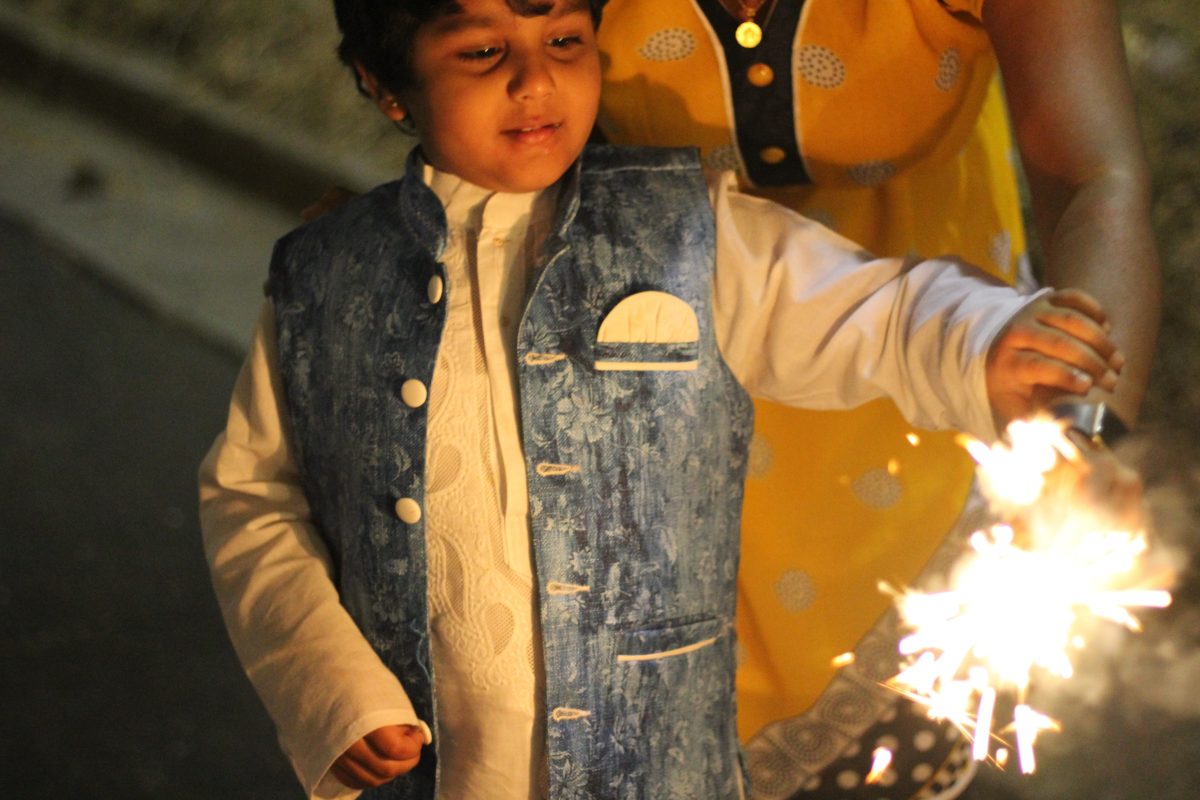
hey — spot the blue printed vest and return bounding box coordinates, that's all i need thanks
[269,145,754,799]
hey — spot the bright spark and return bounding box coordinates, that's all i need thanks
[866,747,893,785]
[886,414,1172,773]
[831,652,856,668]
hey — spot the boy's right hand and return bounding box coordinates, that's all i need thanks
[331,725,425,790]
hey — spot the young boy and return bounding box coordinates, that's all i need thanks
[198,1,1126,798]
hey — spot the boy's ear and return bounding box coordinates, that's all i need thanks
[354,61,408,123]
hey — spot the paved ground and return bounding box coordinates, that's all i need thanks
[1,39,1198,800]
[0,212,295,797]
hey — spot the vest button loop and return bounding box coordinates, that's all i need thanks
[400,379,428,408]
[427,275,445,304]
[394,497,422,524]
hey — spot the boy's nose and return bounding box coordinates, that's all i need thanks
[509,55,555,101]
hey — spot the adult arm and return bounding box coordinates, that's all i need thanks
[984,0,1161,426]
[199,302,423,799]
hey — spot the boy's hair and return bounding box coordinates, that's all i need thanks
[334,0,606,97]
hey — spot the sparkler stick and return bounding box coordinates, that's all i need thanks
[877,415,1172,774]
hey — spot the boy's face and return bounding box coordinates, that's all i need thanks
[397,0,601,193]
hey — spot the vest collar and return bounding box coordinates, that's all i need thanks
[394,145,585,263]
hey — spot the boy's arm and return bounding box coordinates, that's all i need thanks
[199,302,424,799]
[708,173,1112,441]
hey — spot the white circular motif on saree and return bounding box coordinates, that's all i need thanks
[837,769,861,790]
[936,47,962,91]
[747,432,775,478]
[774,569,818,612]
[850,467,903,509]
[638,28,697,62]
[847,160,897,187]
[911,762,934,783]
[989,229,1012,271]
[797,44,846,89]
[914,729,938,752]
[703,144,742,172]
[875,734,900,752]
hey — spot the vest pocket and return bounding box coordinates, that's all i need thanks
[593,340,700,372]
[594,290,701,371]
[615,616,729,662]
[609,615,741,797]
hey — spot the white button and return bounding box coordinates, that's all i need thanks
[492,236,507,248]
[427,275,444,304]
[395,497,422,524]
[400,379,428,408]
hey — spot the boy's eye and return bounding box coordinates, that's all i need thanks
[548,35,584,49]
[459,46,502,61]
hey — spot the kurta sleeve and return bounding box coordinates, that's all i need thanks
[708,171,1044,442]
[198,301,424,800]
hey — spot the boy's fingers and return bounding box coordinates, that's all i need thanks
[1002,326,1118,391]
[331,764,365,790]
[333,754,384,789]
[1034,307,1122,369]
[1005,350,1096,395]
[365,725,426,761]
[340,736,414,783]
[1046,288,1108,326]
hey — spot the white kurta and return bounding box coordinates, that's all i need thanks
[199,165,1038,800]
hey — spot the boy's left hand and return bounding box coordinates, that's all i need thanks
[986,289,1124,429]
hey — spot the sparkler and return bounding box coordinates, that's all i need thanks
[881,416,1172,773]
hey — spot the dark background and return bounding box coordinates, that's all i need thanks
[1,1,1197,797]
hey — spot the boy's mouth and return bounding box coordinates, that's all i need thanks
[503,122,562,145]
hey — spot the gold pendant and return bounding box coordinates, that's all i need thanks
[734,20,763,49]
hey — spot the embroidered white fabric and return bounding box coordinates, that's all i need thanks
[422,167,556,799]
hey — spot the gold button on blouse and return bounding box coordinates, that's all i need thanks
[759,146,787,165]
[734,20,763,49]
[747,63,774,87]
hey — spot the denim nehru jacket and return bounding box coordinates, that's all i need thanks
[268,145,756,799]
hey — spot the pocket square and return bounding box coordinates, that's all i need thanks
[595,291,699,371]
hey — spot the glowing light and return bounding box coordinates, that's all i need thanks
[831,652,856,668]
[866,747,893,785]
[906,432,922,446]
[885,414,1172,773]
